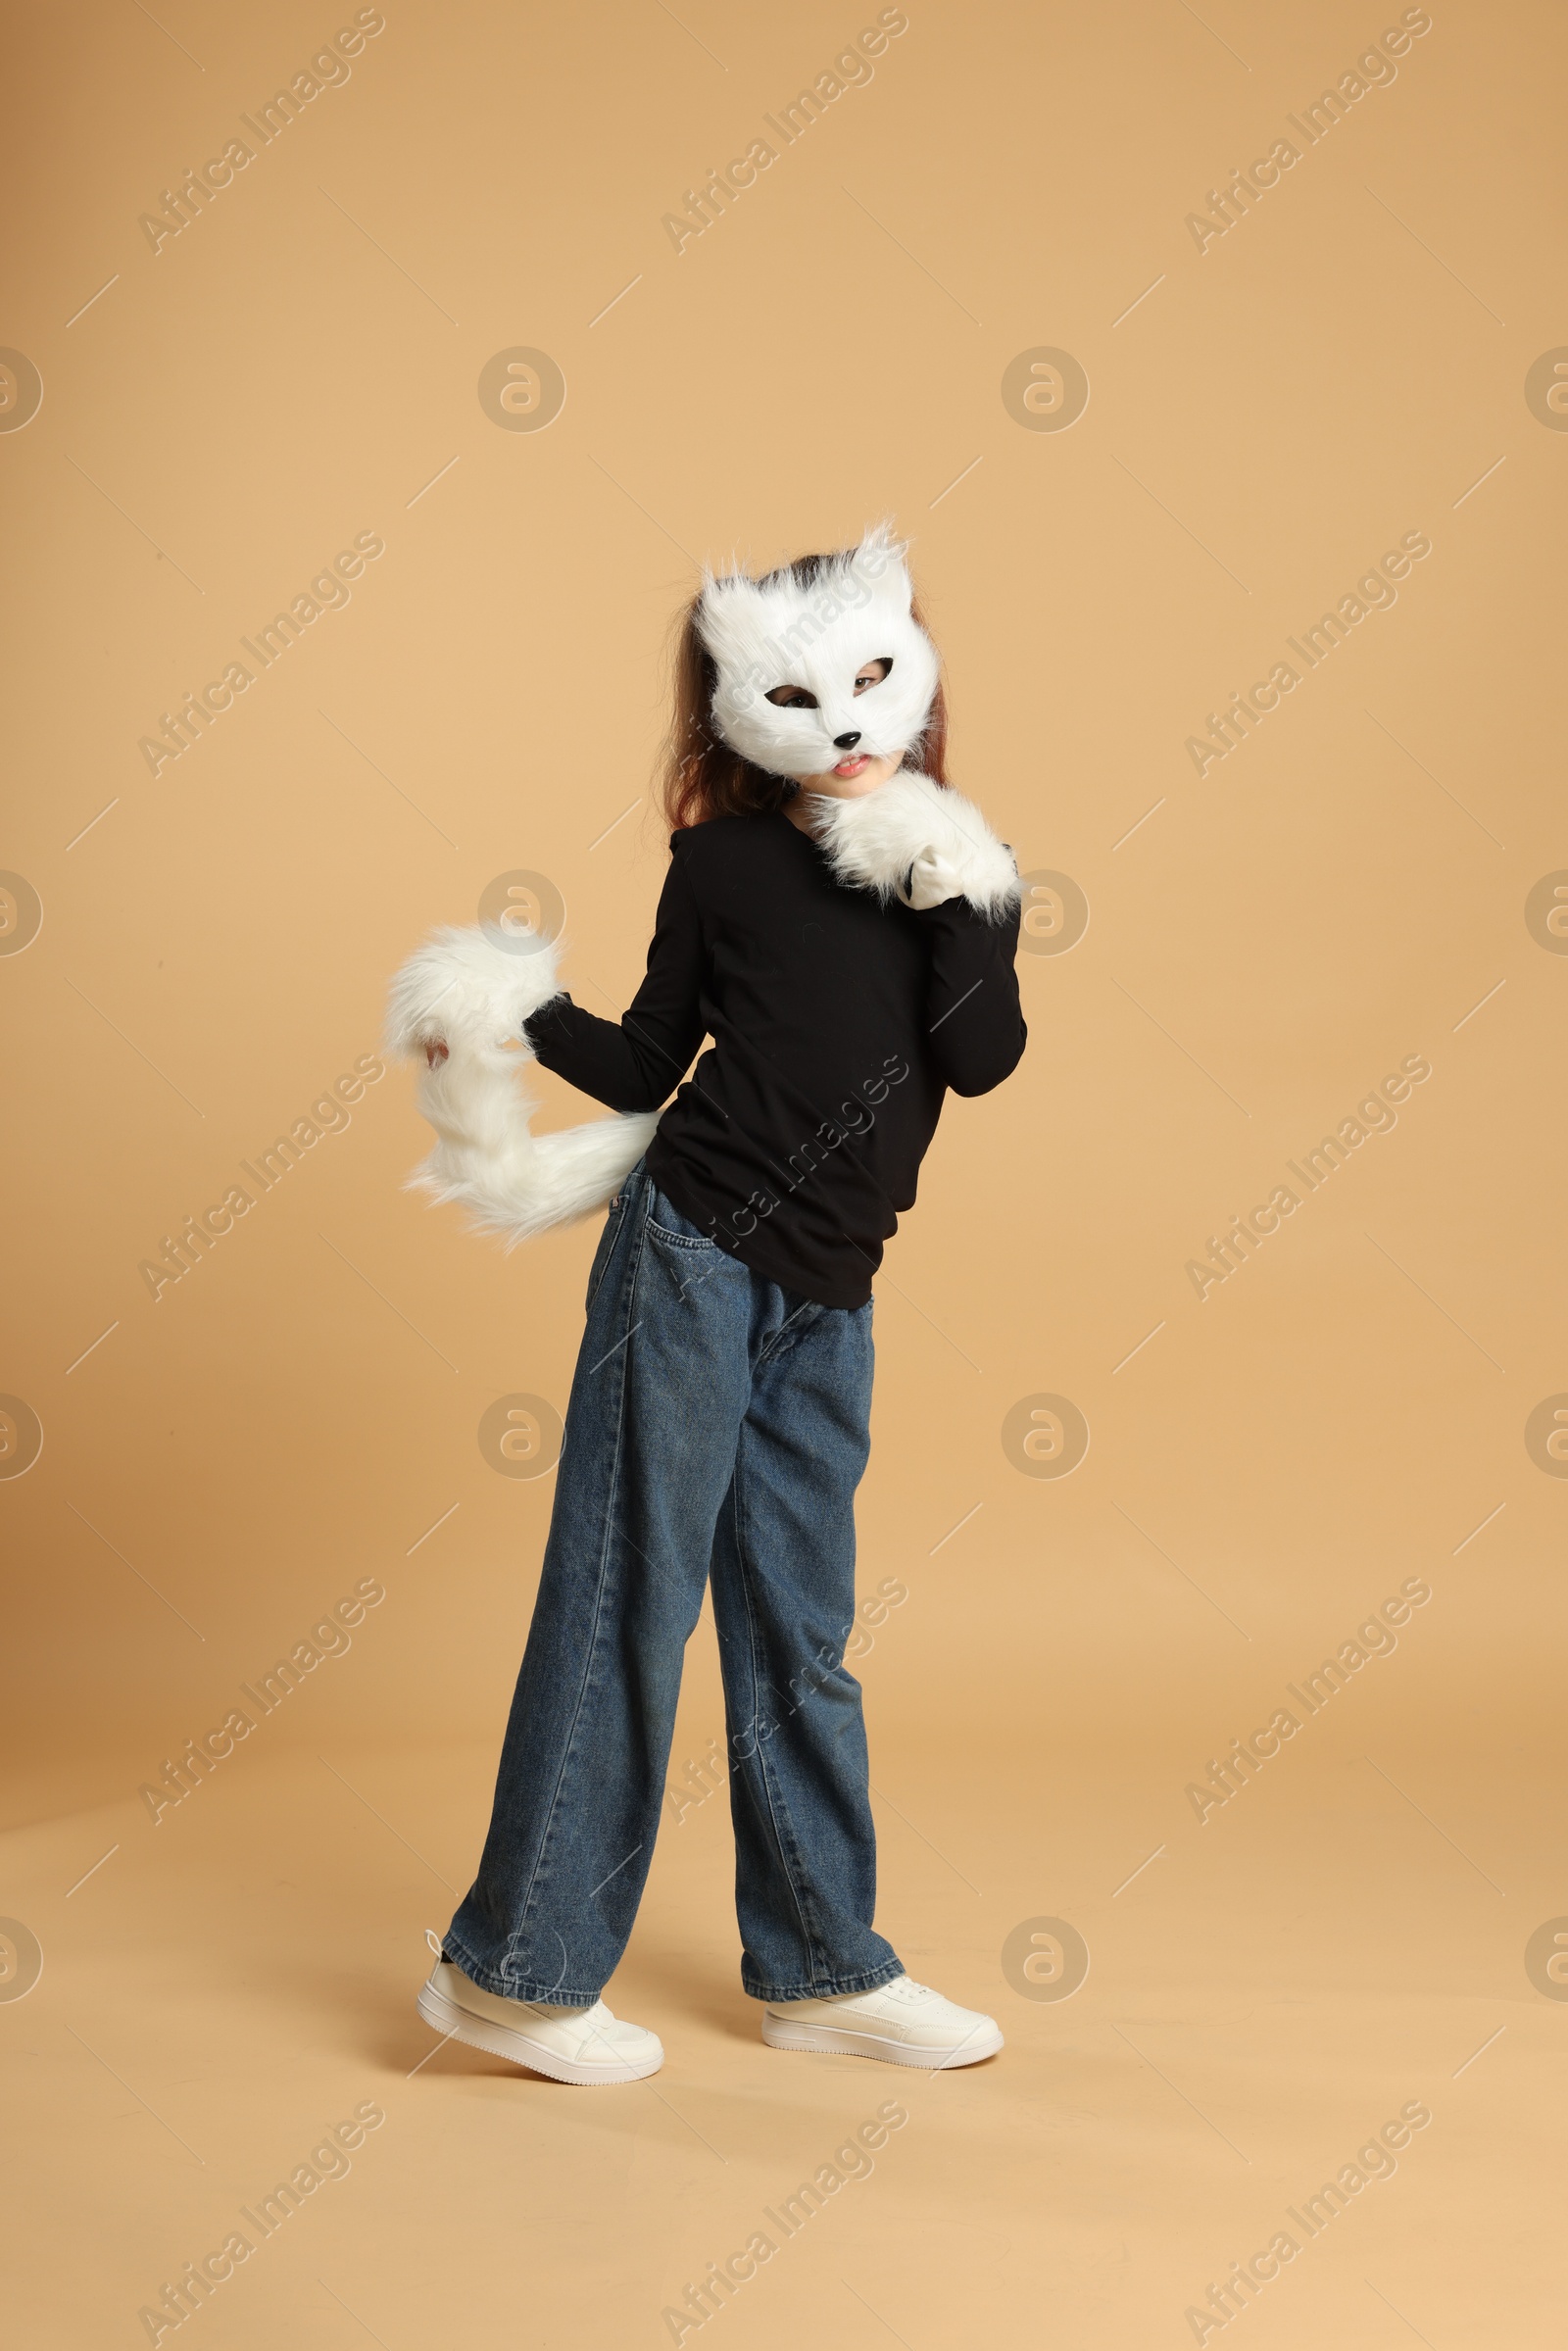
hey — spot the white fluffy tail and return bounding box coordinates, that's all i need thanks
[806,772,1021,918]
[385,924,658,1247]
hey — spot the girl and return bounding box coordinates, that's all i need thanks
[392,524,1025,2082]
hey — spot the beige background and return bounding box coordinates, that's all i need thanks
[3,0,1565,2343]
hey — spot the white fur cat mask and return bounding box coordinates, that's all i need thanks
[697,521,941,782]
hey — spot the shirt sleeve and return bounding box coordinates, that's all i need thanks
[911,894,1028,1098]
[522,849,708,1112]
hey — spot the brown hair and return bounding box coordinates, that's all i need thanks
[657,552,949,833]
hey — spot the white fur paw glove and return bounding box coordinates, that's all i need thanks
[897,846,965,911]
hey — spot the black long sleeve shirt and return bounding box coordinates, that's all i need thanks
[525,810,1026,1308]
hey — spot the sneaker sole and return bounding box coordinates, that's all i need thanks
[760,2013,1004,2070]
[415,1977,662,2085]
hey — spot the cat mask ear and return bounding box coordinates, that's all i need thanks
[697,522,940,783]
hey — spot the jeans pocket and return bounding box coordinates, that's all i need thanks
[585,1194,625,1311]
[647,1186,722,1250]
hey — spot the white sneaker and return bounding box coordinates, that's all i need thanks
[416,1960,662,2084]
[761,1973,1004,2070]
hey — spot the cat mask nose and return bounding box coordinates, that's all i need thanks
[833,731,861,750]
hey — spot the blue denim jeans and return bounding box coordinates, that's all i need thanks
[443,1154,903,2006]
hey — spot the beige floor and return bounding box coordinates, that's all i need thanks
[5,1712,1557,2349]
